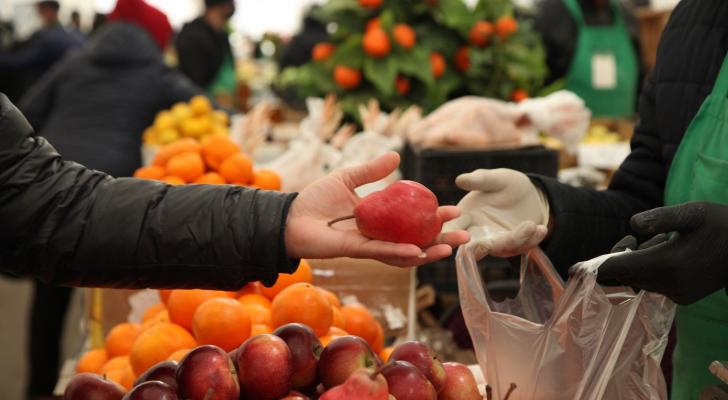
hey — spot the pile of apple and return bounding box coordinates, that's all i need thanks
[65,323,484,400]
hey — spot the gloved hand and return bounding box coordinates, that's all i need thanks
[597,202,728,305]
[444,168,550,259]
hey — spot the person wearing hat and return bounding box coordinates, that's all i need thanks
[17,0,202,397]
[175,0,238,106]
[0,1,83,101]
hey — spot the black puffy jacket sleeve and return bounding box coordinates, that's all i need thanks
[529,74,665,275]
[0,94,298,289]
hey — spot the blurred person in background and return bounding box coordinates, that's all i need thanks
[175,0,237,106]
[278,7,329,70]
[18,0,202,397]
[0,1,83,102]
[533,0,643,117]
[67,10,85,39]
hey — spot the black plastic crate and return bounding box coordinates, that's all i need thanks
[401,144,559,205]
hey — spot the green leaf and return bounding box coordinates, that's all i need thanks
[331,35,365,68]
[396,46,434,85]
[364,56,398,97]
[433,0,474,35]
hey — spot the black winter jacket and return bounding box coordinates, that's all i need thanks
[531,0,728,274]
[175,17,233,89]
[0,94,297,289]
[18,22,201,178]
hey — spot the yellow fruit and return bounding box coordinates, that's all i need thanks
[190,95,213,116]
[154,111,175,131]
[171,103,192,124]
[142,128,158,145]
[180,118,211,138]
[157,128,180,144]
[212,110,229,126]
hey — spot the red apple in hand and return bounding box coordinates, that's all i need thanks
[389,341,446,392]
[176,345,239,400]
[319,368,389,400]
[64,372,126,400]
[340,181,442,247]
[121,381,178,400]
[381,360,437,400]
[133,360,178,391]
[318,336,380,388]
[273,323,324,393]
[439,362,481,400]
[236,334,294,400]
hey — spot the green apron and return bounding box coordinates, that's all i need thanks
[207,53,237,98]
[664,53,728,399]
[562,0,638,117]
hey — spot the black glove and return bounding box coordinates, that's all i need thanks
[597,202,728,305]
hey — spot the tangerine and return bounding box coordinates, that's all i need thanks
[312,43,336,62]
[331,306,346,330]
[142,303,166,322]
[495,16,518,39]
[393,24,416,49]
[192,297,252,352]
[511,89,529,102]
[396,76,410,95]
[167,289,231,330]
[238,294,272,308]
[455,47,471,72]
[166,152,205,182]
[363,28,390,58]
[241,303,272,326]
[260,260,313,299]
[75,348,108,373]
[219,153,254,184]
[340,304,379,347]
[133,166,166,180]
[469,21,494,47]
[152,138,201,167]
[318,288,341,308]
[252,169,282,190]
[201,135,240,171]
[105,323,142,358]
[99,355,130,375]
[334,66,362,89]
[271,283,333,336]
[251,324,273,336]
[167,348,191,362]
[193,172,226,184]
[430,52,446,79]
[129,323,197,375]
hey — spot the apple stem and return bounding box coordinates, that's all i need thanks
[327,215,355,227]
[203,388,215,400]
[503,383,517,400]
[369,363,388,380]
[486,385,493,400]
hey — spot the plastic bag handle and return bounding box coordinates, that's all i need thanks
[526,248,565,304]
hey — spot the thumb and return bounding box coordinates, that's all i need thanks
[455,169,513,192]
[335,151,399,189]
[631,202,706,235]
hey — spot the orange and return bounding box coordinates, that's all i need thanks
[201,135,240,171]
[219,153,254,184]
[192,298,252,352]
[319,335,343,347]
[393,24,416,49]
[331,306,346,330]
[363,28,390,58]
[104,369,128,391]
[365,17,380,33]
[241,303,272,326]
[238,294,272,308]
[194,172,226,184]
[161,176,185,185]
[130,323,197,375]
[495,16,518,39]
[133,166,166,180]
[395,76,410,95]
[251,324,273,336]
[159,290,173,305]
[334,65,362,89]
[318,288,340,308]
[189,95,213,116]
[455,47,470,72]
[237,282,264,297]
[142,303,166,322]
[511,89,529,102]
[142,310,170,331]
[252,169,282,190]
[358,0,382,8]
[430,52,446,79]
[271,283,333,336]
[167,348,191,362]
[260,260,313,299]
[340,304,378,347]
[328,327,348,336]
[119,366,135,390]
[312,43,336,62]
[105,323,142,358]
[469,21,494,47]
[167,289,232,330]
[371,321,384,353]
[152,138,201,167]
[166,152,205,183]
[76,348,108,373]
[99,355,130,375]
[379,346,394,362]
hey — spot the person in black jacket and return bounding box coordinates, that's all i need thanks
[175,0,237,101]
[449,1,728,396]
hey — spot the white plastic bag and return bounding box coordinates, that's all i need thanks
[456,246,675,400]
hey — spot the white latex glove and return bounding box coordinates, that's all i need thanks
[444,169,550,259]
[517,90,591,153]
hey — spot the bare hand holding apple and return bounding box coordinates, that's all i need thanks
[285,152,469,266]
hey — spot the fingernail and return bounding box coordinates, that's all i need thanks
[418,252,427,259]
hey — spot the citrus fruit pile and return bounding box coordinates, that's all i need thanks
[133,134,281,189]
[72,260,392,392]
[143,95,229,146]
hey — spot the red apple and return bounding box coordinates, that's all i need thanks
[381,360,437,400]
[236,334,293,400]
[64,372,126,400]
[317,336,380,388]
[121,381,178,400]
[133,360,178,391]
[439,362,481,400]
[354,181,442,247]
[319,368,388,400]
[176,345,239,400]
[273,323,323,393]
[279,390,310,400]
[389,341,446,392]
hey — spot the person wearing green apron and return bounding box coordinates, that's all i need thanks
[562,0,639,117]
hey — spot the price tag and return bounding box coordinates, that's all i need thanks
[592,53,617,89]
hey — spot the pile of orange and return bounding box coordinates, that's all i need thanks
[74,260,388,392]
[133,135,281,189]
[143,95,229,146]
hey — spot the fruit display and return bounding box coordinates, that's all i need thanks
[279,0,547,118]
[133,134,282,189]
[142,95,230,146]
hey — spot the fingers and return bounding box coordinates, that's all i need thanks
[631,202,706,235]
[639,233,668,250]
[379,244,454,267]
[432,230,470,248]
[610,235,637,253]
[596,243,668,285]
[486,221,547,258]
[455,169,513,192]
[437,205,461,222]
[335,151,400,189]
